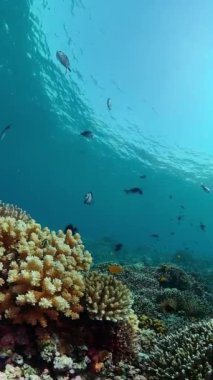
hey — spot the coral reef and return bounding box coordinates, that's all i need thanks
[140,319,213,379]
[0,212,92,326]
[0,201,32,222]
[85,272,133,321]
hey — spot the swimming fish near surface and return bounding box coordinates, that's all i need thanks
[124,187,143,195]
[107,97,112,110]
[64,223,78,234]
[84,192,93,205]
[80,130,93,138]
[114,243,123,252]
[201,183,211,193]
[56,51,71,73]
[0,124,12,141]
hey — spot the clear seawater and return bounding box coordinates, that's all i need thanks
[1,0,213,264]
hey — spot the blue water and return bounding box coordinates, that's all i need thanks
[1,0,213,260]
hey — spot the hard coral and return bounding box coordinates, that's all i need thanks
[85,272,133,321]
[0,209,92,326]
[141,318,213,379]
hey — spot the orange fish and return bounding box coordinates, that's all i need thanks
[108,264,123,274]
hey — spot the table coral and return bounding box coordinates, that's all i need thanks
[85,272,133,321]
[0,212,92,326]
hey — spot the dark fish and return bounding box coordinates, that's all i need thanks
[114,243,123,252]
[201,183,210,193]
[80,130,93,138]
[180,205,185,209]
[170,232,175,236]
[200,222,206,231]
[64,223,78,234]
[151,234,159,238]
[56,50,71,73]
[140,175,147,179]
[84,192,93,205]
[107,97,112,110]
[41,239,48,248]
[0,124,12,141]
[177,215,183,221]
[124,187,143,195]
[169,194,173,200]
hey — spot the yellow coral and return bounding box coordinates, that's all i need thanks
[85,272,133,321]
[0,212,92,326]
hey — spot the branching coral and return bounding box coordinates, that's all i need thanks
[0,201,32,222]
[85,272,133,321]
[0,212,92,326]
[140,318,213,379]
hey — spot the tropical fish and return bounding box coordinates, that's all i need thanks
[201,183,210,193]
[114,243,123,252]
[41,239,48,248]
[80,130,93,138]
[200,222,206,231]
[124,187,143,195]
[0,124,12,141]
[64,223,78,234]
[107,97,112,110]
[84,192,93,205]
[108,264,123,274]
[56,51,71,73]
[177,215,183,221]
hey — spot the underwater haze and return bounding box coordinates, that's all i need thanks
[1,0,213,261]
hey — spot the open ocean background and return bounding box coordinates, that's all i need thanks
[1,0,213,263]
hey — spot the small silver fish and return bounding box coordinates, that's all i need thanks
[84,192,93,205]
[56,51,71,73]
[201,183,210,193]
[107,97,112,110]
[0,124,12,141]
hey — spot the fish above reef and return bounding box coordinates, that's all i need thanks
[140,174,147,179]
[151,234,159,238]
[80,130,93,138]
[108,264,123,274]
[84,192,93,205]
[124,187,143,195]
[200,222,206,231]
[177,215,184,221]
[114,243,123,252]
[56,50,71,73]
[200,183,211,193]
[64,223,78,234]
[107,97,112,110]
[0,123,12,141]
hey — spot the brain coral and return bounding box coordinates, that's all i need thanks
[85,272,133,321]
[0,210,92,326]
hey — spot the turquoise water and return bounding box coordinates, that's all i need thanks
[1,0,213,260]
